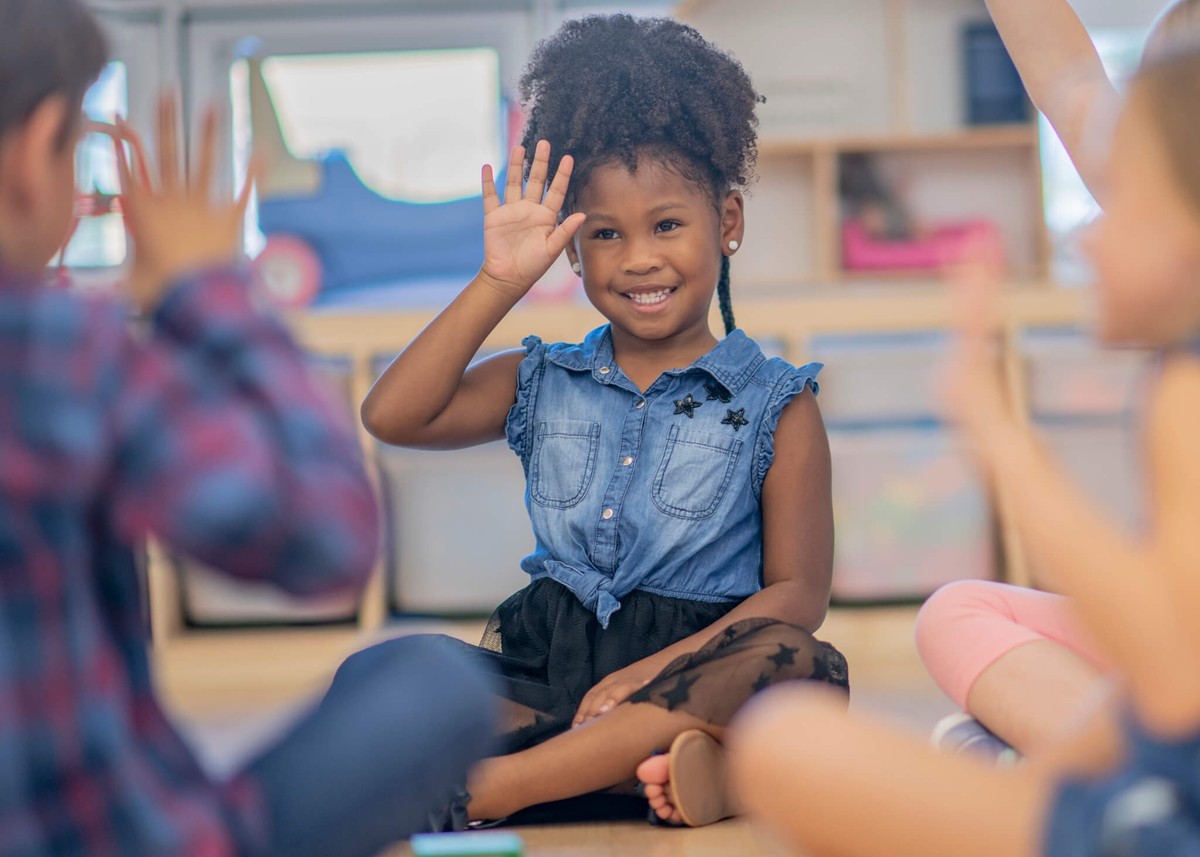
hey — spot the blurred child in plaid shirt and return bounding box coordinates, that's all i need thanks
[0,1,493,853]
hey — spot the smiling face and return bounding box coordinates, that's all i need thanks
[1082,88,1200,347]
[566,154,743,358]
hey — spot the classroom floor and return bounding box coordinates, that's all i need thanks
[161,606,953,856]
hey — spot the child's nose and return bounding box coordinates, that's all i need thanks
[620,234,665,275]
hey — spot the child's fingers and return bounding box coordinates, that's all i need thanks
[546,212,588,259]
[115,117,154,190]
[524,140,550,204]
[503,146,525,206]
[952,265,1003,346]
[157,92,181,192]
[573,683,610,726]
[945,231,1006,340]
[193,106,219,195]
[541,154,574,214]
[481,164,500,215]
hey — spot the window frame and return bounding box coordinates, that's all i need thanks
[186,8,532,196]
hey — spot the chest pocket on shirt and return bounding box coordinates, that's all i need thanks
[653,425,743,520]
[530,419,601,509]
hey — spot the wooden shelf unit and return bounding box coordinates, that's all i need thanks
[149,0,1073,702]
[147,286,1087,648]
[677,0,1050,291]
[736,124,1049,290]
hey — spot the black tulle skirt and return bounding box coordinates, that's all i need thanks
[470,578,849,752]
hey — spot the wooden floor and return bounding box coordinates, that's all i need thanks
[382,820,794,857]
[162,606,951,856]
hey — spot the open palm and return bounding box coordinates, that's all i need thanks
[110,95,257,313]
[480,140,586,299]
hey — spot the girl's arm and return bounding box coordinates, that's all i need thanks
[946,267,1200,737]
[573,392,834,725]
[984,0,1119,199]
[361,141,586,449]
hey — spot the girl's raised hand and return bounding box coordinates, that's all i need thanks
[478,140,587,300]
[112,94,258,313]
[940,235,1014,455]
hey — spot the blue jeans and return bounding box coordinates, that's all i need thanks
[238,635,496,856]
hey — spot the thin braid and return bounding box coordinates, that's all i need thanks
[718,253,736,336]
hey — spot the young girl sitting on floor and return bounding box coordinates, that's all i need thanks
[355,14,848,829]
[915,0,1200,760]
[727,39,1200,857]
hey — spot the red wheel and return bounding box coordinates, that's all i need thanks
[253,234,322,308]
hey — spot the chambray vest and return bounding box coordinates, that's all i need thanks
[506,325,821,628]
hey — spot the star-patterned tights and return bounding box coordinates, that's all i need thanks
[625,617,849,726]
[475,580,848,752]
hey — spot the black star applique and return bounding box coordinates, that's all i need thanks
[767,643,800,671]
[660,673,700,711]
[721,408,749,432]
[704,381,732,403]
[673,394,703,419]
[751,672,772,693]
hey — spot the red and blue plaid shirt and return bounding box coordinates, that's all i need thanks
[0,265,379,856]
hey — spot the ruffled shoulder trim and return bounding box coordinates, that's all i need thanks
[751,361,823,499]
[505,335,547,465]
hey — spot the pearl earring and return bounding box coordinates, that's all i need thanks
[571,262,581,274]
[727,240,739,252]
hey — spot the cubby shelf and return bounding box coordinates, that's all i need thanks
[150,285,1097,641]
[145,0,1109,709]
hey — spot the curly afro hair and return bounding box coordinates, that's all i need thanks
[518,14,764,333]
[519,14,761,205]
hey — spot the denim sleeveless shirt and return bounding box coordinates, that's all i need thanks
[505,324,822,628]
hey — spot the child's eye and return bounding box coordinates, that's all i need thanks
[656,220,681,233]
[592,228,618,240]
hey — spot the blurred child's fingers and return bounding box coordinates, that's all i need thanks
[157,93,181,191]
[503,146,525,206]
[546,212,587,259]
[115,117,154,190]
[481,164,500,215]
[525,140,550,203]
[945,234,1006,346]
[112,118,141,191]
[193,106,219,195]
[542,154,574,214]
[110,133,134,198]
[953,263,1003,345]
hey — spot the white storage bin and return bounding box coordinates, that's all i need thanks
[179,563,361,626]
[811,332,947,424]
[830,426,995,602]
[1022,328,1152,418]
[1022,329,1148,536]
[1038,419,1146,536]
[379,440,532,616]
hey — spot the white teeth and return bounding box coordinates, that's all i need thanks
[628,289,672,305]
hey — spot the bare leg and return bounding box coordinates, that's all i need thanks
[967,639,1108,754]
[466,701,719,820]
[728,685,1051,857]
[916,581,1112,754]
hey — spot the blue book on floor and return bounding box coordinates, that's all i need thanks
[410,831,524,857]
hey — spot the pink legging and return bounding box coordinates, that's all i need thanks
[914,579,1113,709]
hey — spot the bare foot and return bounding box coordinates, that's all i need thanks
[636,730,737,827]
[637,753,684,824]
